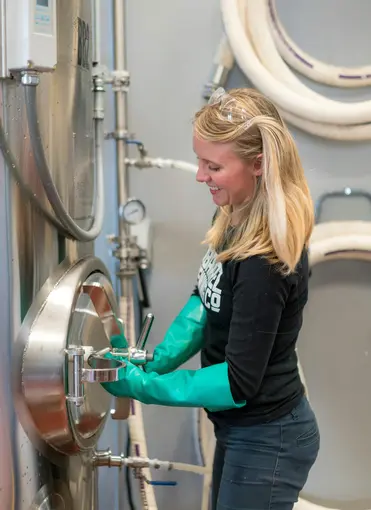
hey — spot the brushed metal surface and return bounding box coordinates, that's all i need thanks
[4,0,95,231]
[0,1,116,508]
[1,192,112,509]
[13,257,119,458]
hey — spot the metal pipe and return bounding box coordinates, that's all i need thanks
[112,0,133,382]
[92,0,101,65]
[112,3,132,509]
[0,0,7,77]
[113,0,129,237]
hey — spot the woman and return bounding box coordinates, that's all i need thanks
[103,87,320,509]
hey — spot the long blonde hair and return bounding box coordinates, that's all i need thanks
[193,87,314,275]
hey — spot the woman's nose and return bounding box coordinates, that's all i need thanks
[196,165,210,183]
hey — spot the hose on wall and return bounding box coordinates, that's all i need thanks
[0,99,69,236]
[24,84,105,242]
[217,0,371,140]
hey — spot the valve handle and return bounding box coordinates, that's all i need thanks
[135,313,154,351]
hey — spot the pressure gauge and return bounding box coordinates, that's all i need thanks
[120,198,146,225]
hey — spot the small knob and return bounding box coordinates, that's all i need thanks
[135,313,154,351]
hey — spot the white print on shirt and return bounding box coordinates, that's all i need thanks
[197,247,223,313]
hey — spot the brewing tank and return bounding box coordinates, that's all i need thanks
[0,1,123,508]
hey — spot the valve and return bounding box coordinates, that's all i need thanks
[92,449,178,487]
[108,312,154,364]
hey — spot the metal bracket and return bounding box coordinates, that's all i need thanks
[104,69,130,91]
[66,345,126,407]
[92,65,130,91]
[66,313,155,408]
[105,129,129,141]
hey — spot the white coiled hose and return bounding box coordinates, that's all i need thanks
[219,0,371,140]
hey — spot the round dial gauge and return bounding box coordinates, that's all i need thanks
[120,198,146,225]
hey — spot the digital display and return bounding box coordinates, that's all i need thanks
[37,0,48,6]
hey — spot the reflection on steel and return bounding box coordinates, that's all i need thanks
[82,282,125,340]
[13,256,121,459]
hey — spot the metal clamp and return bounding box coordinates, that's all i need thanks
[66,313,155,407]
[105,69,130,92]
[66,346,126,407]
[21,71,40,86]
[108,234,147,276]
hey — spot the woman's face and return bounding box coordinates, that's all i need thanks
[193,135,262,208]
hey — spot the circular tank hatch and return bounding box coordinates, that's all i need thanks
[13,256,129,461]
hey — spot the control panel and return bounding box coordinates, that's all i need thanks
[6,0,57,72]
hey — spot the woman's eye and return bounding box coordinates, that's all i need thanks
[209,166,220,171]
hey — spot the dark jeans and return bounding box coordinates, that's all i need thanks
[211,397,320,510]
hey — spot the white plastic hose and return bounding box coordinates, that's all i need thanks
[268,0,371,89]
[125,157,198,174]
[219,0,371,140]
[309,221,371,266]
[120,295,158,510]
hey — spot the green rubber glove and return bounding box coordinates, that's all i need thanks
[110,333,128,349]
[144,295,207,375]
[101,357,246,412]
[109,318,128,349]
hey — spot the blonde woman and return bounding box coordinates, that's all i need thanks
[102,87,320,509]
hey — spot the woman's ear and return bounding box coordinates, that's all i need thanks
[253,153,263,176]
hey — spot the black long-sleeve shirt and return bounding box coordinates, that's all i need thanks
[194,245,308,425]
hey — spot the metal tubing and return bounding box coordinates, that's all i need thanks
[92,0,101,65]
[136,313,154,350]
[0,0,7,77]
[113,0,129,236]
[112,3,133,509]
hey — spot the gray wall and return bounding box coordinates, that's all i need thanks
[95,1,371,509]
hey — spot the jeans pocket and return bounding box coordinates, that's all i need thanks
[296,423,320,448]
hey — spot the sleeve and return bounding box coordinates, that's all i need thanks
[225,257,291,402]
[192,285,200,297]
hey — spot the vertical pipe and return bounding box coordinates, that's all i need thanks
[112,0,133,336]
[110,3,158,508]
[113,0,129,235]
[0,0,7,77]
[112,2,133,510]
[92,0,101,65]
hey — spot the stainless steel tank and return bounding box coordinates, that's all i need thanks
[0,1,125,508]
